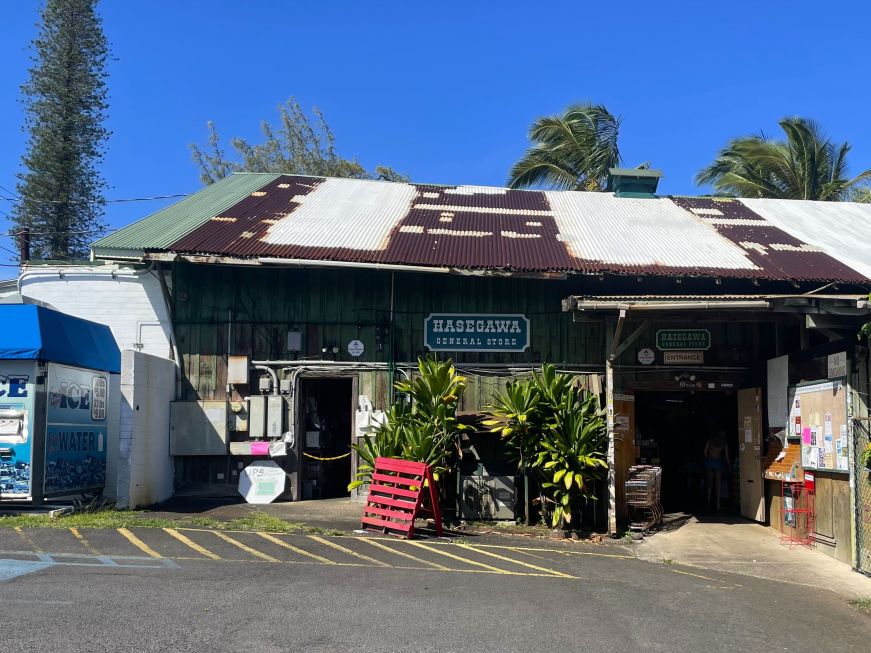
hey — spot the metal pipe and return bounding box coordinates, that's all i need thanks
[258,257,452,275]
[252,364,278,390]
[573,301,771,312]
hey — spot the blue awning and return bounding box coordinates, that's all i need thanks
[0,305,120,373]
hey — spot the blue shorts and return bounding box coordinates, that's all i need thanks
[705,458,726,473]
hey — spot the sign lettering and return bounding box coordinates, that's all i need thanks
[424,314,530,352]
[656,329,711,351]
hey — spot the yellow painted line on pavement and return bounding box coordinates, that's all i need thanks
[210,531,279,563]
[69,528,101,555]
[163,528,221,560]
[256,532,338,565]
[406,541,514,574]
[14,527,42,552]
[308,535,390,567]
[455,543,575,578]
[474,544,634,559]
[361,538,450,570]
[670,568,718,581]
[117,528,163,558]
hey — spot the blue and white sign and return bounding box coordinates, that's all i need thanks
[44,363,108,495]
[0,361,36,498]
[424,314,530,353]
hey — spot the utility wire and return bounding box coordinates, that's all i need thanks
[0,192,190,205]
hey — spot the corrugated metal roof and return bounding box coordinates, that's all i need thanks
[93,173,870,284]
[740,198,871,280]
[92,173,281,251]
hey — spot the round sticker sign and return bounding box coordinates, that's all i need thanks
[637,348,655,365]
[347,339,365,357]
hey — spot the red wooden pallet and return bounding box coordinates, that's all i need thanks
[360,457,443,539]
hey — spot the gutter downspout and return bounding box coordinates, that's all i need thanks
[155,262,184,400]
[389,271,396,406]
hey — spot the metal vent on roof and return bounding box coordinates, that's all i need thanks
[606,167,663,198]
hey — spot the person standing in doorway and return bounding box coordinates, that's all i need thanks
[704,431,730,511]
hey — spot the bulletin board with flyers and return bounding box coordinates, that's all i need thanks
[788,379,849,474]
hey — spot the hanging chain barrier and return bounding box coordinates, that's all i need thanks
[302,451,351,462]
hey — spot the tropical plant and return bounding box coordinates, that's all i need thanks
[861,442,871,470]
[484,364,608,528]
[191,97,409,185]
[536,393,608,528]
[508,102,621,191]
[348,357,469,491]
[696,117,871,201]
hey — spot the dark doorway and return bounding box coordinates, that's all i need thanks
[299,378,353,500]
[635,391,739,514]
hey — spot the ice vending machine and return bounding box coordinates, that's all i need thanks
[0,305,120,503]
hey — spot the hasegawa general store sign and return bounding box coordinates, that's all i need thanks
[424,314,530,352]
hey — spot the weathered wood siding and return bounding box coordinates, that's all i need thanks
[172,262,602,404]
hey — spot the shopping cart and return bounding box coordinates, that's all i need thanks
[625,465,662,533]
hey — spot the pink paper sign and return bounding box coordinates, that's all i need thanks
[801,427,812,445]
[250,441,269,456]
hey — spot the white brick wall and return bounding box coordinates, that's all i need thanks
[20,265,177,506]
[19,265,173,359]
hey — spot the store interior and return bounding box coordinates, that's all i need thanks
[300,378,353,500]
[635,391,740,514]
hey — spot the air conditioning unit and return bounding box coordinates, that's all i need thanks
[460,475,516,520]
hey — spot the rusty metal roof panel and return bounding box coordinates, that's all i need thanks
[739,198,871,280]
[100,173,869,283]
[91,173,281,252]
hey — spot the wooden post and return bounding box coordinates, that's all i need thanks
[605,310,625,538]
[18,227,30,263]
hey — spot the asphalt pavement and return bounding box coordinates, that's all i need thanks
[1,527,869,652]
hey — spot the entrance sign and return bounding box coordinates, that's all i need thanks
[424,314,530,352]
[637,348,655,365]
[239,460,286,503]
[656,329,710,351]
[663,351,704,365]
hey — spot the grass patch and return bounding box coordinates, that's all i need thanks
[0,509,318,533]
[850,598,871,615]
[661,558,675,565]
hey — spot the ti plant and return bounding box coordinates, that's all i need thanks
[537,393,608,528]
[484,363,608,529]
[348,356,470,491]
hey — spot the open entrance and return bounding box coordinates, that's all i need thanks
[299,378,353,500]
[635,391,739,515]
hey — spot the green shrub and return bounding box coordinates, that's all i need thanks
[348,356,469,490]
[485,364,607,528]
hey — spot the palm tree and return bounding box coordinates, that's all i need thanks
[696,117,871,201]
[508,103,621,191]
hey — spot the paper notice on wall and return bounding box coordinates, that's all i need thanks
[827,351,847,379]
[824,414,832,437]
[802,427,812,445]
[805,446,818,468]
[744,428,753,443]
[767,355,789,427]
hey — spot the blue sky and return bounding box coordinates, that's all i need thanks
[2,0,871,268]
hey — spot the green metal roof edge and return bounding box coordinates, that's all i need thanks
[91,173,281,252]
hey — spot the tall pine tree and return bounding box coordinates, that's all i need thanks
[13,0,109,260]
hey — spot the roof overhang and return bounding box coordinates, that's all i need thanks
[563,294,871,317]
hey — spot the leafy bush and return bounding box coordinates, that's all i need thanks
[485,364,607,528]
[348,357,469,490]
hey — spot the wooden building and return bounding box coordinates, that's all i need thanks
[89,171,871,570]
